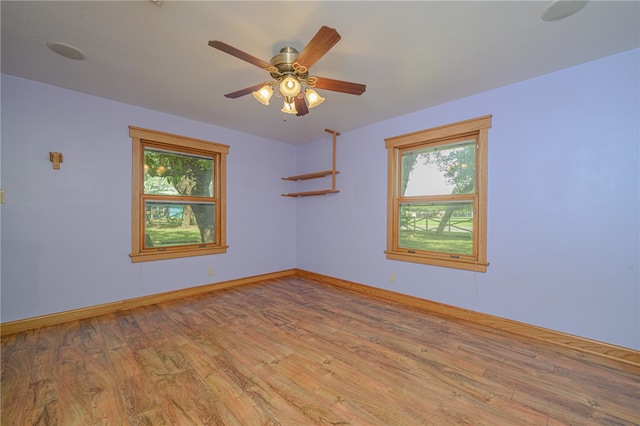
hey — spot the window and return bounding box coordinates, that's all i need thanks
[129,126,228,262]
[385,115,492,272]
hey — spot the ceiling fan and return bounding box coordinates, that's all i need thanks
[208,26,366,117]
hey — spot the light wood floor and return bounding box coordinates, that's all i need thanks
[2,276,639,425]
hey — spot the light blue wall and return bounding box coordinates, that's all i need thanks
[296,49,640,350]
[1,75,297,322]
[2,49,638,350]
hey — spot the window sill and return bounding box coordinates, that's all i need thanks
[130,245,228,263]
[385,251,488,272]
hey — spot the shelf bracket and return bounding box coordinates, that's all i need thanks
[325,128,340,192]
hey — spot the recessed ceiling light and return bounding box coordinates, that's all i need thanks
[541,0,590,22]
[47,41,86,60]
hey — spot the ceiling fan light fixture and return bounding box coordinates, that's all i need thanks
[281,97,298,115]
[305,88,325,109]
[252,84,274,105]
[209,25,366,119]
[280,75,301,98]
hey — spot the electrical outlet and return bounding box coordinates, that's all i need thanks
[390,273,396,283]
[207,267,214,276]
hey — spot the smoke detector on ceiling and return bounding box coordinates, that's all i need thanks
[47,42,85,60]
[541,0,590,22]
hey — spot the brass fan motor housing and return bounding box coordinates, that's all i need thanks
[269,47,309,80]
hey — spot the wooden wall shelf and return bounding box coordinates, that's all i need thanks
[282,170,340,181]
[282,189,340,197]
[281,129,341,197]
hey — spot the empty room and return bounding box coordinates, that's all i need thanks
[1,1,639,424]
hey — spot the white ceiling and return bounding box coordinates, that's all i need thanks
[2,1,639,145]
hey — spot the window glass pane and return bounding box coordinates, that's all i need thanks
[399,202,474,255]
[402,140,475,196]
[144,201,215,248]
[144,148,214,197]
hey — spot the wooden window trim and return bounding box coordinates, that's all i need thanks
[129,126,229,263]
[385,115,492,272]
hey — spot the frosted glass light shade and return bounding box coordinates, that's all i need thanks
[280,76,301,97]
[252,84,273,105]
[281,98,298,114]
[305,88,325,109]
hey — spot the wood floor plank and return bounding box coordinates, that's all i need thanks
[547,365,639,424]
[134,306,190,375]
[80,316,108,356]
[60,320,83,348]
[191,305,344,424]
[100,312,165,424]
[489,367,607,424]
[280,352,415,425]
[135,344,230,425]
[58,329,93,425]
[253,294,500,410]
[20,325,61,426]
[129,407,168,425]
[115,312,151,353]
[86,350,130,425]
[261,365,368,425]
[212,327,337,424]
[22,375,59,426]
[2,276,639,425]
[98,313,127,350]
[0,332,18,377]
[177,335,275,424]
[112,350,163,422]
[141,305,257,424]
[1,330,39,425]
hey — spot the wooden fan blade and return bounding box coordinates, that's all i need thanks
[294,26,341,69]
[209,40,272,70]
[224,82,266,99]
[313,77,366,95]
[295,96,309,116]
